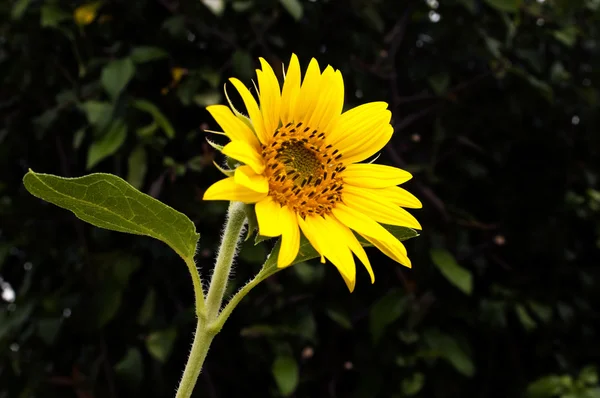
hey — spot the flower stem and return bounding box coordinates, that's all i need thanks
[205,201,247,319]
[175,322,215,398]
[175,201,247,398]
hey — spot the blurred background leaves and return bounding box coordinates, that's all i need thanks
[1,0,600,397]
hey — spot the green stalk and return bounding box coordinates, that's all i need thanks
[175,201,247,398]
[205,201,247,320]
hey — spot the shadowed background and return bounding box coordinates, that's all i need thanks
[1,0,600,397]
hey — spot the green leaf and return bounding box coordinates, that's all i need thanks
[73,128,86,149]
[87,119,128,169]
[193,90,222,107]
[553,27,578,47]
[22,170,199,259]
[369,289,408,343]
[81,101,113,128]
[201,0,225,16]
[263,235,319,273]
[483,0,521,12]
[162,16,186,38]
[11,0,31,20]
[232,1,253,12]
[509,67,554,102]
[424,330,475,377]
[483,35,503,59]
[402,373,425,396]
[272,355,299,396]
[93,288,123,327]
[101,58,136,99]
[326,308,353,330]
[578,366,599,386]
[186,156,205,172]
[137,289,156,326]
[526,375,571,397]
[515,304,537,331]
[279,0,303,21]
[40,5,70,28]
[130,46,169,63]
[127,145,147,189]
[431,249,473,295]
[527,301,553,323]
[132,99,175,139]
[136,121,159,138]
[146,329,177,363]
[115,348,144,388]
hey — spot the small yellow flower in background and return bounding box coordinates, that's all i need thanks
[161,67,188,95]
[74,1,103,26]
[203,54,422,291]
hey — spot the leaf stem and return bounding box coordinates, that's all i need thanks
[211,264,279,333]
[184,256,206,319]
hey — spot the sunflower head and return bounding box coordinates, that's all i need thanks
[203,54,422,292]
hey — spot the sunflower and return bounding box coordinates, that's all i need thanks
[203,54,422,291]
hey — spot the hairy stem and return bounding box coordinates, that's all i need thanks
[205,201,247,320]
[175,201,247,398]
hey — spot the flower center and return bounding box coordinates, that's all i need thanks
[261,122,346,217]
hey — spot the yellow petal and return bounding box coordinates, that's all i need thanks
[332,204,410,267]
[255,197,282,237]
[327,102,388,143]
[331,203,406,247]
[277,206,300,267]
[203,177,267,203]
[324,214,374,283]
[359,234,412,268]
[206,105,260,147]
[327,102,393,164]
[234,165,269,193]
[257,58,281,138]
[340,122,393,165]
[281,54,301,125]
[342,163,412,188]
[368,186,423,209]
[221,141,265,174]
[230,77,269,144]
[292,58,321,124]
[299,215,357,292]
[306,66,344,133]
[296,215,326,264]
[342,185,422,229]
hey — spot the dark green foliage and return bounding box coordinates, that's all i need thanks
[1,0,600,397]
